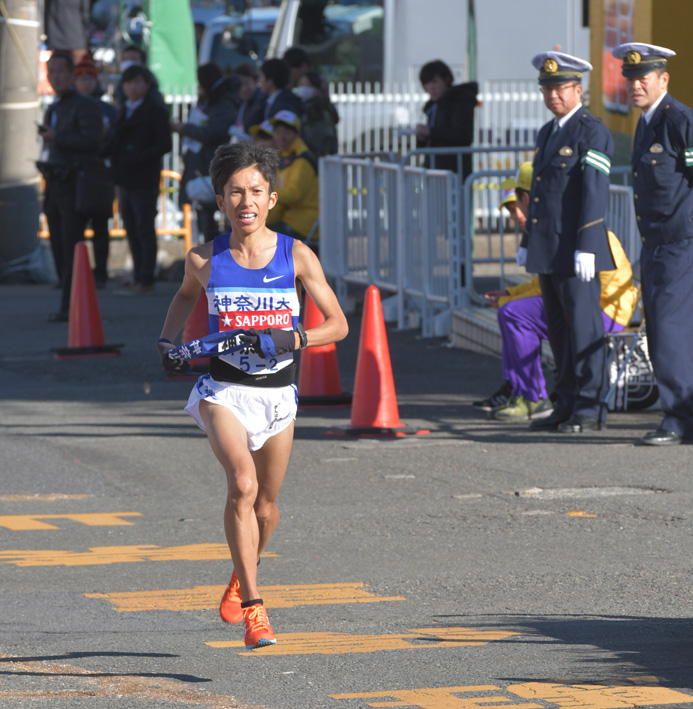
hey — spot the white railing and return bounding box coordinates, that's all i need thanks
[331,78,552,158]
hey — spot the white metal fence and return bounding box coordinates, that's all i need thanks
[320,156,458,337]
[331,79,551,158]
[321,154,640,336]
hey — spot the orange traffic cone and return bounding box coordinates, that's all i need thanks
[333,285,428,436]
[52,242,122,359]
[178,289,209,374]
[298,295,351,407]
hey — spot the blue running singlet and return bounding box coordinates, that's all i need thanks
[206,232,301,378]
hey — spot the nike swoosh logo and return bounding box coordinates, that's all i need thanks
[263,275,283,283]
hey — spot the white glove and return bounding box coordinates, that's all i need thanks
[574,251,596,282]
[516,247,528,267]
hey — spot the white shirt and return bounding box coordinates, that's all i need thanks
[643,92,667,124]
[557,102,583,129]
[125,97,145,119]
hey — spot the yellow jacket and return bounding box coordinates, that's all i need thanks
[268,136,319,239]
[498,231,639,327]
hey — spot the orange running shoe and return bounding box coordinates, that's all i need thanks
[243,603,276,649]
[219,570,242,624]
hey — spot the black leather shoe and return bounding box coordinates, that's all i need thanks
[529,413,569,431]
[557,413,604,433]
[642,428,682,446]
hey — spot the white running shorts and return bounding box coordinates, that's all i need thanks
[185,374,298,451]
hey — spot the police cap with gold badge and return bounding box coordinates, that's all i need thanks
[612,42,676,78]
[531,51,593,86]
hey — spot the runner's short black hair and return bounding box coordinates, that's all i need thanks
[210,142,280,195]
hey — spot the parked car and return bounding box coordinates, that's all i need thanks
[197,6,279,71]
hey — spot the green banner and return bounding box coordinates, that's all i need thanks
[121,0,197,96]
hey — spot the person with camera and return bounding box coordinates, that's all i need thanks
[38,51,102,322]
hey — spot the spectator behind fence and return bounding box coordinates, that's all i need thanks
[233,63,265,135]
[283,46,310,88]
[249,120,275,148]
[173,62,239,242]
[114,44,164,108]
[267,110,319,247]
[107,64,172,295]
[260,58,303,120]
[295,69,339,157]
[38,51,102,322]
[74,56,118,288]
[478,162,638,423]
[416,59,477,178]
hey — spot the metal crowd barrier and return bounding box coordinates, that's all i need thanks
[321,152,640,337]
[460,168,639,306]
[320,155,458,337]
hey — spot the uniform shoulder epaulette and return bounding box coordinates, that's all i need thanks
[661,96,693,129]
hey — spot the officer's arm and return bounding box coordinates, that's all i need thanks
[576,121,613,254]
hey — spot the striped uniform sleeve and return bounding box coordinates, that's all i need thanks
[581,148,611,176]
[576,119,614,254]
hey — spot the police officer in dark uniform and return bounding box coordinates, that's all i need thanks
[612,43,693,446]
[518,52,615,433]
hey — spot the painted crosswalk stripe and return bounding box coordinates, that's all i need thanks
[0,544,277,567]
[0,512,142,530]
[85,582,405,612]
[205,626,518,655]
[331,682,693,708]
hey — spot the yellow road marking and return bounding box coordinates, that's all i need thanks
[85,582,405,612]
[0,544,277,567]
[507,681,693,708]
[331,682,693,709]
[0,494,95,501]
[0,512,143,530]
[567,511,597,518]
[206,626,518,656]
[332,685,540,708]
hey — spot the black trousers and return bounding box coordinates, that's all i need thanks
[641,238,693,438]
[539,272,607,421]
[119,186,159,286]
[44,176,88,314]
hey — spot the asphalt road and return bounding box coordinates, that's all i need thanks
[0,279,691,709]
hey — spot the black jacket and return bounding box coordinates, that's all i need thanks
[108,94,172,189]
[419,82,478,176]
[42,88,102,172]
[263,88,304,121]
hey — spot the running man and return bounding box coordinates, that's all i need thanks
[157,142,348,649]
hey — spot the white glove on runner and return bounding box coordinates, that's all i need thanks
[574,251,596,282]
[515,247,528,267]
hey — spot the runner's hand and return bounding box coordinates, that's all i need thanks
[157,338,189,374]
[239,328,296,359]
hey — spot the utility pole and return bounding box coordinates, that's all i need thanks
[0,0,43,282]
